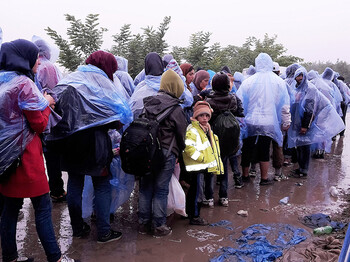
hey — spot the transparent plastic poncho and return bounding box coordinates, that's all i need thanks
[308,70,336,107]
[0,72,49,174]
[288,67,344,149]
[45,65,133,140]
[322,67,343,116]
[236,53,290,146]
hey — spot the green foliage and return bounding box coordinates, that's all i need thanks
[173,33,302,73]
[303,60,350,85]
[45,14,107,72]
[111,16,171,78]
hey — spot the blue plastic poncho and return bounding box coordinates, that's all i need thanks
[114,56,135,97]
[133,69,145,87]
[165,59,193,108]
[0,72,49,174]
[308,70,336,106]
[46,64,132,140]
[322,67,343,116]
[245,65,256,78]
[333,72,350,105]
[233,71,244,89]
[129,53,164,118]
[288,67,345,148]
[236,53,290,146]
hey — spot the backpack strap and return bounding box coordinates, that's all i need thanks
[157,105,178,158]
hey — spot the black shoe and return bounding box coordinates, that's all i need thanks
[73,222,91,238]
[242,175,250,182]
[50,192,67,203]
[153,225,172,238]
[138,223,152,235]
[190,216,209,226]
[97,230,122,243]
[292,172,307,178]
[110,213,115,222]
[259,179,274,186]
[234,176,244,188]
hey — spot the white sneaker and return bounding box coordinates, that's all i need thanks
[203,198,214,208]
[60,255,77,262]
[219,198,229,207]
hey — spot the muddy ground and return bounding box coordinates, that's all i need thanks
[2,128,350,262]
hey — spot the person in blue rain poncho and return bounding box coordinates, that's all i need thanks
[129,52,164,118]
[46,50,132,244]
[245,65,256,78]
[236,53,290,185]
[164,58,193,109]
[288,67,345,177]
[322,67,343,118]
[114,55,135,97]
[307,70,339,158]
[233,71,244,90]
[333,73,350,136]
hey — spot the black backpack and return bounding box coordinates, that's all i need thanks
[212,100,240,157]
[120,106,176,176]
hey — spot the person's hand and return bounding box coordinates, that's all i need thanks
[44,92,55,109]
[282,124,290,131]
[300,128,307,135]
[112,147,120,156]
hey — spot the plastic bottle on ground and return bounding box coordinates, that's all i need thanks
[313,226,333,235]
[329,186,339,197]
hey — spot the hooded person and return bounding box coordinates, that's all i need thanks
[114,55,135,97]
[180,63,195,92]
[32,36,67,202]
[164,59,193,109]
[236,53,290,185]
[333,74,350,136]
[0,39,75,262]
[233,71,244,90]
[129,52,165,118]
[46,50,132,244]
[191,70,210,98]
[220,66,236,93]
[205,72,245,205]
[322,67,343,117]
[245,65,256,78]
[138,69,187,237]
[288,67,345,177]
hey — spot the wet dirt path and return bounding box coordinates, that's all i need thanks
[3,121,350,262]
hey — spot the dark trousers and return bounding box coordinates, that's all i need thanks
[297,145,311,174]
[44,150,65,197]
[186,172,202,218]
[1,193,61,262]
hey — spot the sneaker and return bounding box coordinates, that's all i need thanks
[234,176,244,189]
[60,255,79,262]
[259,179,274,186]
[242,175,250,182]
[17,257,34,262]
[73,222,91,238]
[138,223,152,235]
[190,216,209,226]
[219,198,229,207]
[283,159,292,166]
[153,225,172,238]
[249,169,257,177]
[274,174,289,181]
[203,198,214,208]
[97,229,122,243]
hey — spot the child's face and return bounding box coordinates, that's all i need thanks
[197,113,210,126]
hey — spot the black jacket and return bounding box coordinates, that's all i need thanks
[206,92,245,124]
[143,91,187,157]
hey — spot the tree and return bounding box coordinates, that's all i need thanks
[183,31,211,69]
[45,14,107,72]
[111,16,171,78]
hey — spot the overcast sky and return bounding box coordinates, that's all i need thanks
[1,0,349,64]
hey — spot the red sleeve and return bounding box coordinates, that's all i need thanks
[23,107,51,134]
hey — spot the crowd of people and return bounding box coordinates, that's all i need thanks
[0,34,349,262]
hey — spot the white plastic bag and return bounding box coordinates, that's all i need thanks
[167,172,187,217]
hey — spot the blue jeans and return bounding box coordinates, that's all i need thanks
[297,145,311,174]
[67,173,111,238]
[138,149,176,227]
[0,193,61,262]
